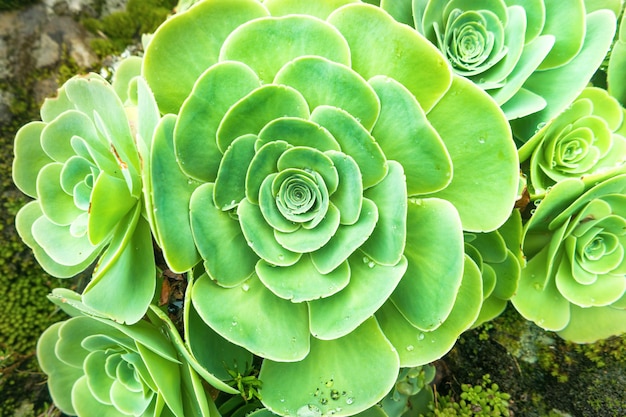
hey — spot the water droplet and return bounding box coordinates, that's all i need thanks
[346,397,354,405]
[330,389,340,400]
[187,179,193,185]
[534,198,542,205]
[320,398,328,405]
[314,388,320,397]
[362,256,370,264]
[537,122,547,130]
[478,137,486,144]
[325,379,334,388]
[280,399,285,403]
[367,261,375,268]
[533,283,542,291]
[590,297,596,303]
[242,283,250,292]
[297,404,322,417]
[406,345,415,352]
[231,317,238,326]
[418,333,425,341]
[278,254,285,261]
[248,241,255,248]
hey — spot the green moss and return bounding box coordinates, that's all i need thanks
[83,0,177,58]
[422,375,512,416]
[0,0,38,11]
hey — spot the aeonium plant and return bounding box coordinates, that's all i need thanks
[12,72,161,324]
[376,0,616,139]
[142,0,519,415]
[37,289,217,417]
[512,170,626,343]
[519,86,626,198]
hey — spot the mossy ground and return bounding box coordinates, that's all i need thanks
[432,306,626,416]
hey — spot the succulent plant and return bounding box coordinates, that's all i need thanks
[377,0,616,138]
[36,289,215,417]
[12,73,160,324]
[465,209,525,327]
[143,0,519,414]
[519,87,626,198]
[512,171,626,342]
[608,9,626,106]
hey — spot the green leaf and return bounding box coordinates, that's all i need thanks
[190,183,257,287]
[264,0,359,19]
[360,161,407,265]
[309,106,387,189]
[151,114,201,272]
[326,151,363,225]
[192,273,310,361]
[328,3,452,113]
[184,298,253,384]
[274,204,341,253]
[214,134,258,211]
[12,122,50,198]
[258,116,340,152]
[557,304,626,343]
[512,10,616,140]
[220,15,351,84]
[511,246,571,331]
[246,140,292,204]
[137,342,185,417]
[390,198,464,331]
[37,163,83,226]
[217,85,310,151]
[36,322,81,415]
[310,199,378,274]
[369,75,452,196]
[426,75,518,232]
[259,318,399,417]
[274,56,380,131]
[308,251,407,340]
[143,0,269,113]
[174,61,261,182]
[257,254,350,302]
[537,0,585,69]
[82,206,156,324]
[88,172,137,246]
[72,376,126,417]
[238,198,302,266]
[377,255,482,367]
[112,56,142,104]
[30,213,99,269]
[41,110,98,162]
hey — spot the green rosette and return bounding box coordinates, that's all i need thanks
[36,289,216,417]
[379,0,616,140]
[512,171,626,342]
[13,72,160,324]
[519,87,626,198]
[143,0,519,414]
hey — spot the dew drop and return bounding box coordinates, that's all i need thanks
[231,317,238,326]
[278,254,285,261]
[362,256,370,264]
[320,398,328,405]
[406,345,415,352]
[537,122,547,130]
[297,404,322,417]
[325,379,334,388]
[242,283,250,292]
[478,137,486,144]
[367,261,375,268]
[533,283,542,291]
[330,389,340,401]
[346,397,354,405]
[418,333,425,341]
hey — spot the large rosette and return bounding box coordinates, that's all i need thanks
[143,0,518,414]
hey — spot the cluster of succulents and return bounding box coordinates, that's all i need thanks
[10,0,626,416]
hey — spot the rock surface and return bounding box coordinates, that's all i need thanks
[0,1,125,124]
